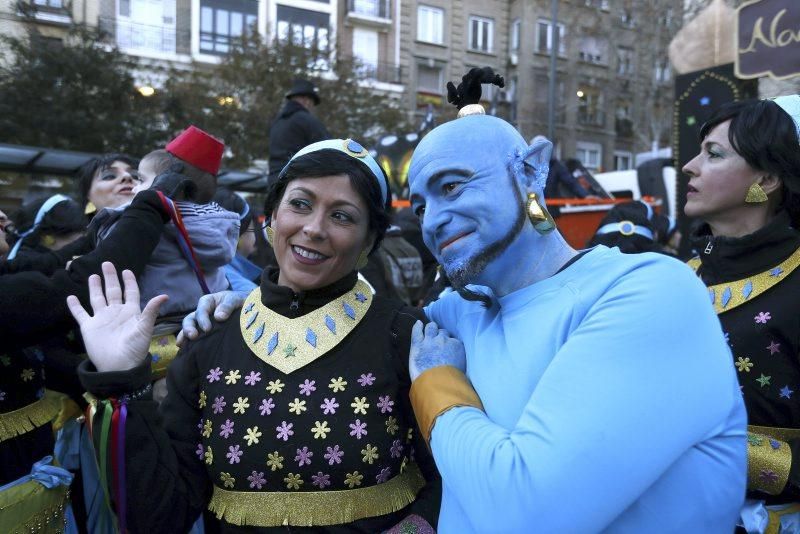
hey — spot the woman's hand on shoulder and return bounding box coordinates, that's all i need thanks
[177,290,248,346]
[67,262,166,372]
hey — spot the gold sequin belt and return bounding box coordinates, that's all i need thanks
[208,463,425,527]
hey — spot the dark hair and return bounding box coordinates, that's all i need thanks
[14,196,86,248]
[699,98,800,226]
[142,149,217,203]
[213,187,253,235]
[75,153,139,209]
[264,149,390,254]
[652,213,677,245]
[587,201,662,254]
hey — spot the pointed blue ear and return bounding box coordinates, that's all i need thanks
[523,137,552,190]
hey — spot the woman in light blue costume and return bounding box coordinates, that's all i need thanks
[181,68,748,532]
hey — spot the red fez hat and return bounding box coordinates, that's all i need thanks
[166,125,225,175]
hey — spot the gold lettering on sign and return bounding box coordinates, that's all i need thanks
[740,9,800,53]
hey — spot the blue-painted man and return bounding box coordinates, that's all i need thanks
[404,93,747,531]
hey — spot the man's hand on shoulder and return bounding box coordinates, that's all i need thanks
[409,320,466,382]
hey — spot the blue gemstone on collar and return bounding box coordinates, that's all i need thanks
[355,292,367,303]
[347,140,364,153]
[325,314,336,334]
[343,302,356,320]
[770,439,781,450]
[306,328,317,348]
[245,311,259,329]
[721,287,732,308]
[770,267,784,277]
[709,289,715,304]
[253,322,265,344]
[742,281,753,300]
[244,302,255,313]
[267,332,279,355]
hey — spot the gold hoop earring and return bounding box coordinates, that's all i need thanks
[265,226,275,247]
[356,249,369,270]
[526,192,556,234]
[745,183,768,203]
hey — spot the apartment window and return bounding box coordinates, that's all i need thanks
[662,7,673,26]
[536,18,566,55]
[468,16,493,53]
[417,5,444,45]
[417,64,442,93]
[276,5,329,51]
[200,0,257,55]
[620,8,634,27]
[578,36,606,64]
[577,86,604,126]
[617,46,634,75]
[576,141,603,172]
[654,58,671,83]
[353,27,379,77]
[116,0,176,54]
[35,0,63,7]
[351,0,389,19]
[584,0,609,9]
[614,150,633,171]
[510,19,520,52]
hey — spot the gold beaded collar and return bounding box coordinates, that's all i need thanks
[688,246,800,315]
[239,279,373,374]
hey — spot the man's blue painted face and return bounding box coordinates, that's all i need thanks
[408,116,531,287]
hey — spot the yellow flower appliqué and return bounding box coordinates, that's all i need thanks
[267,451,284,471]
[312,421,330,439]
[385,416,399,435]
[219,472,235,488]
[736,357,754,373]
[351,396,370,415]
[225,369,242,385]
[198,391,207,408]
[361,444,379,464]
[266,379,285,394]
[202,420,213,438]
[233,396,250,414]
[245,426,262,446]
[284,473,303,490]
[288,398,307,415]
[204,446,214,465]
[20,368,35,382]
[329,377,348,393]
[345,471,363,488]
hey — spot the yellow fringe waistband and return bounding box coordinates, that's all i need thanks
[0,391,61,443]
[208,463,425,527]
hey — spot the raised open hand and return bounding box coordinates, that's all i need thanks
[67,262,167,372]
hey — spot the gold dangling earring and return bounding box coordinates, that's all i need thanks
[745,183,768,203]
[265,226,275,247]
[526,192,556,234]
[356,249,370,270]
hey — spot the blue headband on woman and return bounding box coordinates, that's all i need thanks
[285,139,389,204]
[7,194,71,260]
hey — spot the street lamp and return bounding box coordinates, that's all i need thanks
[137,86,156,97]
[547,0,559,141]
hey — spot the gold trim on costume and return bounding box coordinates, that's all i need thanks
[409,366,484,444]
[747,431,792,495]
[0,476,69,534]
[239,280,373,375]
[749,424,800,443]
[207,463,425,527]
[687,247,800,314]
[148,333,180,379]
[0,391,61,443]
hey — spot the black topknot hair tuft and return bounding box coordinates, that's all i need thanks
[446,67,505,109]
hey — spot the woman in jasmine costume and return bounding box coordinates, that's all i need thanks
[683,96,800,533]
[69,139,440,533]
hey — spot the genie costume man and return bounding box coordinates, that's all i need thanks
[406,111,748,531]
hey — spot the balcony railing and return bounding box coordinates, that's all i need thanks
[578,109,605,127]
[99,17,180,55]
[347,0,391,20]
[351,60,402,84]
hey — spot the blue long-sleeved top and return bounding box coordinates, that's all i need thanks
[423,246,747,533]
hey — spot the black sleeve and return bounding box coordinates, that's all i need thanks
[302,114,330,143]
[0,190,168,346]
[391,305,442,528]
[78,335,217,533]
[0,236,90,276]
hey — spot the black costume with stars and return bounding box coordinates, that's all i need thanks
[690,212,800,501]
[78,268,440,533]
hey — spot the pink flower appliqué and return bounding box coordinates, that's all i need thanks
[349,419,368,439]
[248,470,266,489]
[195,444,204,459]
[311,472,331,489]
[207,367,222,383]
[755,312,772,324]
[276,421,294,441]
[295,446,313,466]
[226,444,243,464]
[212,396,226,414]
[259,397,275,416]
[376,467,391,483]
[244,371,262,386]
[219,419,235,439]
[377,395,394,414]
[357,373,376,387]
[390,439,404,458]
[324,445,344,465]
[320,398,339,415]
